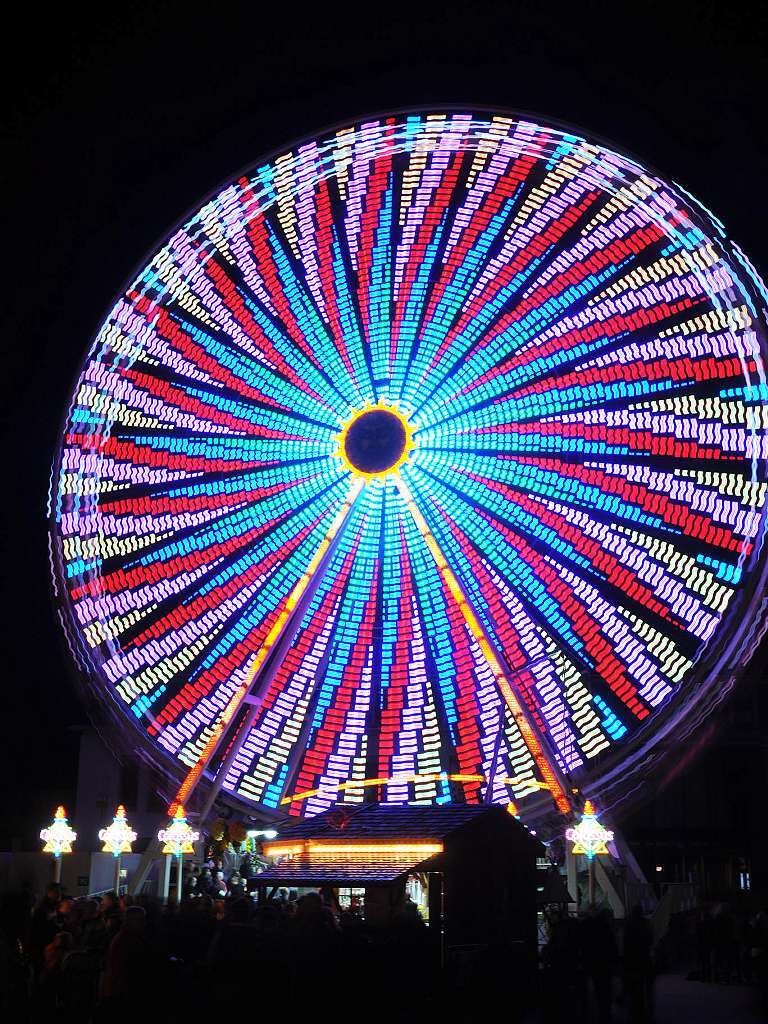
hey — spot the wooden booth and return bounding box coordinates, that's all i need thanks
[256,803,543,969]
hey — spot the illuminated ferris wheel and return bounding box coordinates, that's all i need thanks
[50,110,768,830]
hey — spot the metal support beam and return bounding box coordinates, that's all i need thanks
[128,838,161,896]
[131,482,363,893]
[566,847,579,913]
[158,852,172,901]
[594,858,626,919]
[483,651,563,803]
[483,709,506,804]
[175,854,184,903]
[611,828,649,887]
[272,587,352,811]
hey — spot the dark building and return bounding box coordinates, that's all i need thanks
[622,675,768,901]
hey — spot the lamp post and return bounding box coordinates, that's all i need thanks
[99,805,137,895]
[157,805,199,903]
[565,800,614,908]
[40,806,77,884]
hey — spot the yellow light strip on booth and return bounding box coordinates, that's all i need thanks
[264,840,444,858]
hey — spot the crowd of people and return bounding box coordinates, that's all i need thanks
[539,901,768,1023]
[541,906,650,1023]
[0,868,432,1023]
[180,849,261,901]
[692,901,768,987]
[3,862,768,1023]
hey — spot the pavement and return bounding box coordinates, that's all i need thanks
[520,972,765,1023]
[654,972,765,1024]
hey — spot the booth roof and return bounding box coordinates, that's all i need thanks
[268,803,512,842]
[253,856,431,886]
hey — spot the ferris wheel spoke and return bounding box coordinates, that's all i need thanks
[88,458,337,532]
[118,372,340,437]
[76,336,334,434]
[417,290,712,426]
[233,194,364,412]
[322,219,379,405]
[238,147,376,406]
[90,458,346,591]
[111,477,352,662]
[404,172,614,415]
[66,465,347,648]
[414,457,709,711]
[272,487,387,815]
[128,471,352,675]
[219,493,379,809]
[396,474,571,814]
[414,456,696,652]
[397,121,553,408]
[410,156,726,424]
[419,325,727,436]
[405,460,676,717]
[121,284,343,423]
[349,170,397,399]
[389,209,453,405]
[414,437,752,570]
[388,124,481,404]
[414,446,703,618]
[430,441,744,721]
[414,253,696,427]
[401,462,650,752]
[372,485,471,805]
[388,484,536,804]
[414,445,749,712]
[170,476,364,811]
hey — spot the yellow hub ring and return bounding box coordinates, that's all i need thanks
[334,401,415,480]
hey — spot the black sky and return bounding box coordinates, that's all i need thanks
[2,1,767,838]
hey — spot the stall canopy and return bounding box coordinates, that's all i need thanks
[256,803,539,887]
[253,856,424,887]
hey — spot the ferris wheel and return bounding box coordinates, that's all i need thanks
[50,110,768,830]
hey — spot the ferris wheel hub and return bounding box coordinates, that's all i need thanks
[336,403,414,479]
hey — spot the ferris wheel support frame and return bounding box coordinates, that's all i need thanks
[482,650,564,804]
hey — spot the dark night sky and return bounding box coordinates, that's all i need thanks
[2,1,767,838]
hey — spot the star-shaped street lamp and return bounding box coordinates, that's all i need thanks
[100,805,138,895]
[566,800,614,906]
[158,805,199,902]
[40,806,77,883]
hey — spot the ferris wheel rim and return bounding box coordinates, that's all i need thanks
[48,107,768,829]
